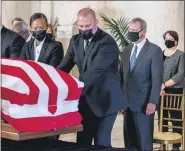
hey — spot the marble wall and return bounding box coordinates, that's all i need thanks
[2,1,184,77]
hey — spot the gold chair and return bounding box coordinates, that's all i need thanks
[153,93,184,150]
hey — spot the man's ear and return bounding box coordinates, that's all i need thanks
[143,28,147,33]
[142,28,147,35]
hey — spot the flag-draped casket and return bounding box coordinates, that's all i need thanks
[1,58,83,132]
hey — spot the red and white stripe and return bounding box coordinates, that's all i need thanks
[1,58,84,132]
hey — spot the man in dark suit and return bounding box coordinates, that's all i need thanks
[57,8,126,147]
[119,17,163,150]
[1,26,25,58]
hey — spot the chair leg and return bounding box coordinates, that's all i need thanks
[160,144,163,150]
[182,140,184,151]
[159,144,166,151]
[165,144,168,151]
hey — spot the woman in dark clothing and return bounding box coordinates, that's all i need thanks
[159,30,184,151]
[20,13,63,67]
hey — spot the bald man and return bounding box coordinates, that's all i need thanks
[58,8,126,147]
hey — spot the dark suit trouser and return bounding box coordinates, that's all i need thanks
[157,88,183,148]
[124,108,154,151]
[77,97,117,147]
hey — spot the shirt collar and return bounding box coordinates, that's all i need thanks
[134,38,146,50]
[34,37,46,48]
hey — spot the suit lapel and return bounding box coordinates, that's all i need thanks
[129,39,150,75]
[82,41,96,73]
[1,27,7,55]
[125,44,133,75]
[76,36,85,61]
[1,26,7,42]
[37,38,48,62]
[29,39,35,60]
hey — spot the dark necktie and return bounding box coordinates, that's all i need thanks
[84,40,89,55]
[130,45,138,71]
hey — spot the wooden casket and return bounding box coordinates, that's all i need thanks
[1,119,83,141]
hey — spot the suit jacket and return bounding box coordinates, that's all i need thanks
[57,28,126,117]
[20,37,64,67]
[119,39,163,113]
[1,26,25,58]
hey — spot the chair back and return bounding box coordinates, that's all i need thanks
[159,93,184,149]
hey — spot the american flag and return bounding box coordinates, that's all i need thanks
[1,58,83,132]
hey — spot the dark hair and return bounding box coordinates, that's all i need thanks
[12,17,24,25]
[163,30,179,45]
[30,13,48,26]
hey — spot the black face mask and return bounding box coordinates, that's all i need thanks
[32,30,46,41]
[79,29,93,40]
[128,29,143,42]
[46,33,54,39]
[165,40,175,48]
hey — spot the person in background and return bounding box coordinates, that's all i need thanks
[57,8,125,147]
[20,13,64,67]
[119,17,163,150]
[159,30,184,151]
[12,17,24,27]
[12,21,32,42]
[1,24,25,58]
[46,24,55,40]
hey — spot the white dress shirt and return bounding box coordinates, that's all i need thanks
[130,38,147,60]
[34,37,46,61]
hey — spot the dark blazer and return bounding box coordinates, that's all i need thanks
[57,28,126,117]
[1,26,25,58]
[120,39,163,113]
[20,37,64,67]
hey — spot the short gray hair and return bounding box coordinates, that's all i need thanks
[129,17,147,29]
[13,21,29,32]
